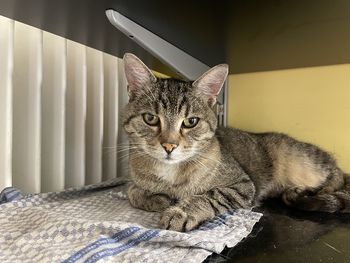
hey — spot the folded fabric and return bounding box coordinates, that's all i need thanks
[0,186,24,204]
[0,179,262,263]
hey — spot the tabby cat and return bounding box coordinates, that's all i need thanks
[123,53,350,232]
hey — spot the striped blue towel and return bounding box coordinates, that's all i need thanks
[0,187,23,204]
[0,179,262,263]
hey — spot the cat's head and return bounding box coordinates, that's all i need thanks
[123,53,228,164]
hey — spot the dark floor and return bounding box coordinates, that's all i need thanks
[205,199,350,263]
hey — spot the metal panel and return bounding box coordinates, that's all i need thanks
[106,9,209,81]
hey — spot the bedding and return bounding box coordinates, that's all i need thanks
[0,179,262,262]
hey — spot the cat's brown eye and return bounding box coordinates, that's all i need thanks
[182,117,199,128]
[142,113,159,126]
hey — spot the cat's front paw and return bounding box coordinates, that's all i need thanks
[159,207,199,232]
[147,194,173,212]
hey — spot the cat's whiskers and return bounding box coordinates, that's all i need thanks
[103,147,140,158]
[103,146,139,153]
[191,159,207,170]
[128,152,152,165]
[104,143,144,151]
[117,142,144,146]
[193,151,225,170]
[115,145,141,150]
[117,150,143,162]
[185,159,202,171]
[104,146,136,151]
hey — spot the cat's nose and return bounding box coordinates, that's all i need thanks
[161,142,178,154]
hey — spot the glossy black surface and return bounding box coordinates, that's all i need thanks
[2,1,350,74]
[205,199,350,263]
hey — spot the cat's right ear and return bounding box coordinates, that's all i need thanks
[123,53,156,99]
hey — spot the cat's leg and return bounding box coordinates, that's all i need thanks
[160,181,255,232]
[282,169,348,212]
[128,183,174,212]
[282,186,316,206]
[282,188,344,213]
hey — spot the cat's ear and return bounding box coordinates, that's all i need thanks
[192,64,229,106]
[123,53,156,98]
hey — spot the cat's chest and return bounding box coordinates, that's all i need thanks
[156,166,179,184]
[132,164,206,199]
[157,167,210,198]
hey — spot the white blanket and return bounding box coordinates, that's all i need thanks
[0,179,262,263]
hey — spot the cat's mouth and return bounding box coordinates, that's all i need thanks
[164,155,175,162]
[163,159,180,164]
[162,154,182,164]
[143,147,190,164]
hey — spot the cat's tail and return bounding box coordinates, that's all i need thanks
[285,173,350,213]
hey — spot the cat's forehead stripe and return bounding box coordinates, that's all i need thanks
[184,100,190,117]
[154,102,160,115]
[177,95,187,114]
[159,91,169,110]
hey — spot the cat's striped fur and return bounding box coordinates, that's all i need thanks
[123,53,350,232]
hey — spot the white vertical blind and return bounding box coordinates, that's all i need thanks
[65,40,87,188]
[12,22,43,193]
[0,16,14,190]
[117,59,130,178]
[0,15,130,193]
[103,53,119,181]
[86,47,104,185]
[41,32,67,192]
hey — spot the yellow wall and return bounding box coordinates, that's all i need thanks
[227,64,350,172]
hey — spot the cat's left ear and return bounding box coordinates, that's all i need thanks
[192,64,229,107]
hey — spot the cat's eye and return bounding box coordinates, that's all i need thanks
[142,113,159,126]
[182,117,199,128]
